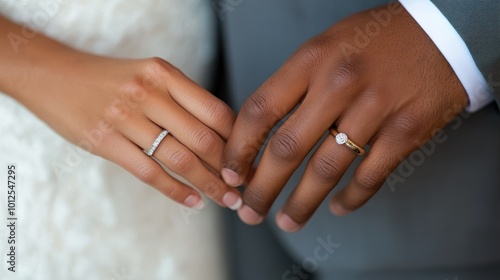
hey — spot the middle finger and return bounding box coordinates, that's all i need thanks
[237,80,357,225]
[276,103,386,231]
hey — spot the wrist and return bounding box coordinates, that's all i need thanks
[0,17,84,103]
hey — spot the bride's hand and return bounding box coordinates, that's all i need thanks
[1,24,242,210]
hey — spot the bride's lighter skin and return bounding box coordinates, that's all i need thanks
[0,16,243,210]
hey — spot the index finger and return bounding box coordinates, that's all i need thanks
[221,54,312,187]
[143,59,237,140]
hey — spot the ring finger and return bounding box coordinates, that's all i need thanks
[121,116,242,210]
[276,104,386,231]
[143,97,226,172]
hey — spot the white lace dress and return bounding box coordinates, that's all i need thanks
[0,1,227,279]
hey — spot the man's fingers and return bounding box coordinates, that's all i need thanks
[329,131,415,216]
[329,150,391,215]
[222,37,347,187]
[222,54,313,187]
[275,103,385,232]
[235,73,365,225]
[275,134,356,232]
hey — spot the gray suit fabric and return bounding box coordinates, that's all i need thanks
[431,0,500,104]
[220,1,500,279]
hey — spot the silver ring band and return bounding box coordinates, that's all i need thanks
[145,130,169,157]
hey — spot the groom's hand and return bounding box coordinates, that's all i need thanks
[222,4,468,231]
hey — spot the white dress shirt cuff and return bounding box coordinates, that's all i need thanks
[399,0,495,112]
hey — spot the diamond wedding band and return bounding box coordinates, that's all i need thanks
[145,130,169,157]
[329,128,366,156]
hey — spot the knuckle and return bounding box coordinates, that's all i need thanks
[119,82,149,108]
[104,99,130,122]
[354,169,384,193]
[391,114,422,140]
[326,59,363,96]
[284,204,311,224]
[240,93,273,124]
[135,162,160,185]
[268,128,302,162]
[310,153,343,183]
[206,101,234,127]
[166,148,194,174]
[203,181,221,198]
[334,60,360,84]
[162,185,179,200]
[223,143,258,172]
[243,187,269,213]
[142,57,180,82]
[239,142,260,165]
[125,86,148,104]
[297,36,331,65]
[193,129,220,155]
[143,57,168,72]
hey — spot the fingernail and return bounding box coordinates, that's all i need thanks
[276,212,302,233]
[184,195,205,209]
[222,168,241,187]
[330,202,350,216]
[237,205,264,225]
[223,192,242,210]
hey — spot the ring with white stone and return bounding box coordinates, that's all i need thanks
[145,129,169,157]
[329,128,366,156]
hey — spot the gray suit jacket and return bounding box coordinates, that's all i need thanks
[432,0,500,106]
[220,1,500,279]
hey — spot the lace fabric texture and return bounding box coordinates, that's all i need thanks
[0,1,226,279]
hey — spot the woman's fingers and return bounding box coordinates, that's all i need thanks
[102,133,205,209]
[168,70,236,140]
[107,59,243,209]
[145,59,236,140]
[143,95,227,172]
[119,116,242,210]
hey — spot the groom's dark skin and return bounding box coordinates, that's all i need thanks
[221,3,468,232]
